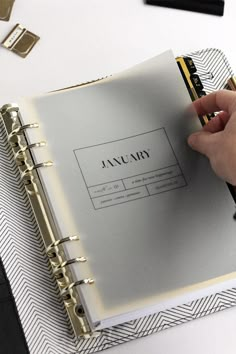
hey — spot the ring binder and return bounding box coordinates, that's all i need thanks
[21,161,53,179]
[8,123,39,141]
[1,49,236,351]
[15,141,46,159]
[1,103,19,115]
[47,235,80,257]
[61,278,95,301]
[53,257,87,275]
[0,104,94,337]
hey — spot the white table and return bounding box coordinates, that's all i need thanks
[1,1,236,353]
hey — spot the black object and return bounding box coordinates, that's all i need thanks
[0,257,29,354]
[183,57,197,74]
[190,74,204,91]
[198,90,206,97]
[146,0,225,16]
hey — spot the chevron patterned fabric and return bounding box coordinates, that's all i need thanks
[0,48,235,354]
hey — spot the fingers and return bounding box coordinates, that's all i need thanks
[203,111,230,133]
[187,130,215,157]
[193,90,236,116]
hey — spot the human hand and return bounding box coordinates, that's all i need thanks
[188,90,236,185]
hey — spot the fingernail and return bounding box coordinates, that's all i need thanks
[187,133,197,147]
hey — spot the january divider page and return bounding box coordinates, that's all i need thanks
[19,50,236,329]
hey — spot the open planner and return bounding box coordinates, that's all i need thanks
[1,48,236,354]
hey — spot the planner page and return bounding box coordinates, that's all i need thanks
[19,50,236,329]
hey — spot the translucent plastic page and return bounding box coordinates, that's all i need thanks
[20,51,236,329]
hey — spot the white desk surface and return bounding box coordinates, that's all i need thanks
[1,1,236,353]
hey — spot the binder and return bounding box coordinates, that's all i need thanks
[0,48,236,354]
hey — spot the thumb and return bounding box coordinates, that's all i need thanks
[188,130,214,157]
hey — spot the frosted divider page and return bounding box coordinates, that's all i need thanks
[19,50,236,328]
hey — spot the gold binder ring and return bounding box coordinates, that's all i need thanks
[15,141,46,159]
[8,123,39,141]
[61,278,94,300]
[0,103,19,115]
[53,257,87,274]
[47,235,80,257]
[21,161,53,179]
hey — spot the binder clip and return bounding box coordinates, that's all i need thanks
[1,24,40,58]
[0,0,15,21]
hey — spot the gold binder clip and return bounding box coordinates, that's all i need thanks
[2,24,40,58]
[0,0,15,21]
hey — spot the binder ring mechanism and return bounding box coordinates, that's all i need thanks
[1,104,96,337]
[53,257,87,279]
[21,161,53,180]
[47,235,94,299]
[1,104,53,179]
[47,235,80,259]
[47,235,87,271]
[7,120,53,181]
[8,122,39,141]
[61,279,94,301]
[0,105,53,179]
[15,141,46,159]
